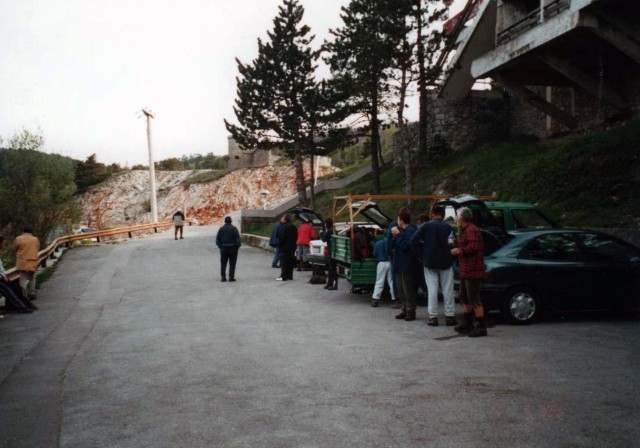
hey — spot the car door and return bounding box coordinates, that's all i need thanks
[574,232,640,309]
[518,233,587,310]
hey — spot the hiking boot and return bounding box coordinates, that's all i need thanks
[371,299,379,307]
[405,312,416,322]
[454,312,474,334]
[395,311,407,320]
[427,317,439,326]
[221,278,227,282]
[229,278,236,282]
[445,316,458,326]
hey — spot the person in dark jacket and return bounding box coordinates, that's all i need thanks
[411,206,457,327]
[390,208,418,321]
[269,219,282,268]
[216,216,241,282]
[322,218,338,290]
[276,213,298,281]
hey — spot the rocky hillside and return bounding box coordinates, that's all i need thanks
[78,163,335,229]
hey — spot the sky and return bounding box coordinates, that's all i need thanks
[0,0,465,166]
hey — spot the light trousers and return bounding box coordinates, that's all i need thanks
[372,261,395,300]
[424,267,455,317]
[19,271,37,298]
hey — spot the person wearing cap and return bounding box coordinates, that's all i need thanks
[12,225,40,301]
[216,216,241,282]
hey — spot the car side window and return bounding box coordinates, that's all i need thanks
[577,233,640,263]
[490,209,505,229]
[512,210,554,229]
[522,234,581,261]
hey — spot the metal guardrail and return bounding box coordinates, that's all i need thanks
[3,220,192,282]
[496,0,570,45]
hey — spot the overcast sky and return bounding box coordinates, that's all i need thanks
[0,0,464,166]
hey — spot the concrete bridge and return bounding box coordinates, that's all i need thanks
[1,226,639,447]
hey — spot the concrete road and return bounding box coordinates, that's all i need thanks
[1,226,639,448]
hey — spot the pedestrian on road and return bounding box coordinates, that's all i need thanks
[322,218,338,291]
[269,218,282,269]
[451,207,488,337]
[173,210,185,240]
[12,225,40,301]
[371,236,396,307]
[216,216,241,282]
[296,220,317,271]
[276,213,297,281]
[0,235,37,313]
[410,206,457,327]
[390,208,418,321]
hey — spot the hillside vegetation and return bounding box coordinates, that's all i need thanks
[307,119,640,229]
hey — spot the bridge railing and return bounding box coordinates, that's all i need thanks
[3,220,192,282]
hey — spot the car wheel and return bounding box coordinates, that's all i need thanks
[505,287,540,325]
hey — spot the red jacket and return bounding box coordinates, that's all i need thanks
[457,222,486,279]
[296,223,317,245]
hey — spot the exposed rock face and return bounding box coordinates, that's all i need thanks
[78,164,334,229]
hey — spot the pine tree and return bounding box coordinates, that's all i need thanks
[225,0,325,206]
[325,0,411,194]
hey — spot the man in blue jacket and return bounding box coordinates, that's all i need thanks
[390,208,418,321]
[411,206,457,327]
[216,216,241,282]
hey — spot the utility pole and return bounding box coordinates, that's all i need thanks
[142,108,158,223]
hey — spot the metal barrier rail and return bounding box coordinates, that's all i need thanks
[3,220,192,282]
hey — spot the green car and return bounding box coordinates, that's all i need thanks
[485,201,559,232]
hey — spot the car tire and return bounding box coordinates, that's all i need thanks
[504,286,540,325]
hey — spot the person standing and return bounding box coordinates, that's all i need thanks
[296,220,317,271]
[276,213,298,281]
[12,225,40,301]
[216,216,241,282]
[322,218,338,291]
[269,219,282,268]
[451,207,488,337]
[173,210,185,240]
[410,206,457,327]
[371,236,396,307]
[1,235,36,313]
[390,209,418,321]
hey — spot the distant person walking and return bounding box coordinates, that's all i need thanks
[0,235,36,313]
[12,225,40,301]
[173,210,185,240]
[276,213,298,281]
[269,219,282,269]
[411,206,457,327]
[451,207,488,337]
[216,216,241,282]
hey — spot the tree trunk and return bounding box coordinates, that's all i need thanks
[309,153,316,210]
[416,0,428,157]
[370,89,381,194]
[294,141,308,206]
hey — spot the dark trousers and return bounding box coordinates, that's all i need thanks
[395,272,417,313]
[281,250,296,280]
[327,258,338,286]
[220,247,238,279]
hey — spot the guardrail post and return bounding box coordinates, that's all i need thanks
[128,232,133,238]
[40,259,47,268]
[154,227,158,233]
[96,236,101,243]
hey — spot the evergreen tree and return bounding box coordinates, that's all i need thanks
[325,0,411,194]
[225,0,325,206]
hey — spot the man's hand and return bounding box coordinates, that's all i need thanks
[451,248,461,256]
[390,226,399,236]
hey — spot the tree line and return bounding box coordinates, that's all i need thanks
[225,0,452,207]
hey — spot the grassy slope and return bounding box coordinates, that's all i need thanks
[310,119,640,229]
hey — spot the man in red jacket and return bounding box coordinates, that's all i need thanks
[451,207,488,337]
[295,221,317,271]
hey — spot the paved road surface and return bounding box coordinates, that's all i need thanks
[1,226,639,448]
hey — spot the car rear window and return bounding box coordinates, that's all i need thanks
[522,234,581,261]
